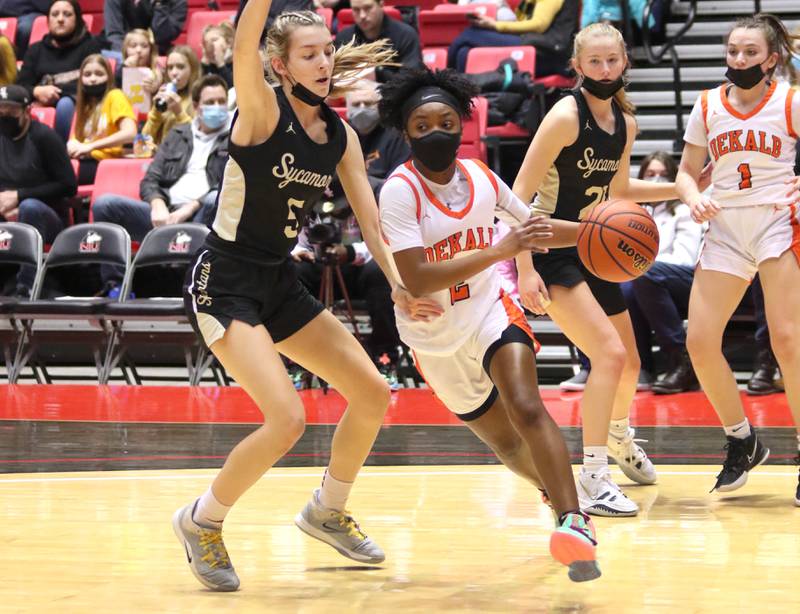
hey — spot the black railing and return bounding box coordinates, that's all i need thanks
[641,0,697,151]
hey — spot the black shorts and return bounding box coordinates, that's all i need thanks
[183,248,325,346]
[533,247,627,316]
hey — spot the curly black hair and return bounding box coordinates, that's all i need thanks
[378,67,479,131]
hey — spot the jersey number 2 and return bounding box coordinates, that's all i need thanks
[580,185,610,220]
[737,163,752,190]
[449,282,470,305]
[284,198,304,238]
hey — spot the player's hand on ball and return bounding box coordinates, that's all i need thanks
[392,285,444,322]
[497,216,552,259]
[518,271,551,315]
[689,194,721,223]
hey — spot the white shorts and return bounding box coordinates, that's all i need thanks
[700,204,800,280]
[411,293,538,420]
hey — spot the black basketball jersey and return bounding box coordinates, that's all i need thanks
[532,90,627,222]
[205,87,347,263]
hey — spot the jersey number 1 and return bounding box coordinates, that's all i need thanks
[737,163,752,190]
[449,282,470,305]
[284,198,304,238]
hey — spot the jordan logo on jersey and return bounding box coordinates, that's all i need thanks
[286,122,295,135]
[576,147,620,179]
[423,227,494,263]
[272,153,333,190]
[708,129,782,162]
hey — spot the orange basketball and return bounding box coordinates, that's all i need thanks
[577,199,660,283]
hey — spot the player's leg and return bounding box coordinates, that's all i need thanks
[686,267,765,492]
[173,320,307,591]
[277,308,390,564]
[546,283,638,516]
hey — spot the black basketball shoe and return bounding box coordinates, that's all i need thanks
[711,429,770,493]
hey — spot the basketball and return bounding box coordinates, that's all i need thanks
[577,199,660,283]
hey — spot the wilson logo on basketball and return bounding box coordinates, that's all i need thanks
[79,231,103,254]
[168,231,192,254]
[616,239,652,272]
[0,229,12,251]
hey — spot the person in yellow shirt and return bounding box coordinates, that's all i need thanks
[67,54,137,184]
[142,44,200,147]
[447,0,579,76]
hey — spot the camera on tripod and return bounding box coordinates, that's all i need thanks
[306,199,348,265]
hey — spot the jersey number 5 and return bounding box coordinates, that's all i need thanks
[284,198,304,238]
[737,163,752,190]
[449,282,470,305]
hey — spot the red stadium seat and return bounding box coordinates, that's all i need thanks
[0,17,17,43]
[316,7,333,31]
[417,7,496,48]
[332,106,348,121]
[432,3,497,17]
[394,0,442,10]
[422,47,447,71]
[30,14,94,46]
[336,6,402,32]
[459,95,488,162]
[89,158,152,220]
[186,10,236,59]
[30,106,56,129]
[534,74,575,89]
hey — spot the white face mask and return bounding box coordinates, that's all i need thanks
[645,174,669,183]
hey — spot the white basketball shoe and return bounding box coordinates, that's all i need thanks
[577,467,639,517]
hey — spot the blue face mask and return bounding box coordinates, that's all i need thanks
[793,54,800,72]
[200,104,228,130]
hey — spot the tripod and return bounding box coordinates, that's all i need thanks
[318,255,363,344]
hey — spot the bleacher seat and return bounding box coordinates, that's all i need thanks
[30,106,56,129]
[0,17,17,44]
[101,223,212,385]
[186,10,236,59]
[337,6,402,31]
[418,6,496,48]
[395,0,443,10]
[89,158,152,219]
[422,47,447,71]
[316,7,333,31]
[459,95,488,162]
[29,14,94,46]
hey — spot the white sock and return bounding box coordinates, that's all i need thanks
[723,418,751,440]
[583,446,608,474]
[193,487,231,529]
[609,417,630,439]
[318,470,353,512]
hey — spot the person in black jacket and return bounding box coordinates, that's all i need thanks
[0,84,77,296]
[91,75,230,294]
[333,0,422,83]
[16,0,100,140]
[102,0,186,56]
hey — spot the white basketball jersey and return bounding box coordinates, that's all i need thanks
[379,158,530,355]
[684,80,798,208]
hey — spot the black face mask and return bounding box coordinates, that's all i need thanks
[82,82,107,99]
[288,72,329,107]
[581,75,625,100]
[409,130,461,173]
[0,116,22,139]
[726,63,767,90]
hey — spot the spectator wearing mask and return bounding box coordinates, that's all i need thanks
[16,0,101,140]
[447,0,578,76]
[142,44,200,147]
[200,21,234,89]
[292,80,410,382]
[91,74,230,296]
[334,0,423,83]
[102,0,187,56]
[67,54,137,184]
[0,84,77,297]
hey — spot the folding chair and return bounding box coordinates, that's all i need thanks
[101,224,216,385]
[8,223,130,383]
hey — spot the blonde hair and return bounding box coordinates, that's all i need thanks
[0,35,16,86]
[75,54,114,142]
[572,22,635,116]
[203,20,235,48]
[165,44,202,95]
[728,14,800,85]
[122,28,160,73]
[265,10,398,99]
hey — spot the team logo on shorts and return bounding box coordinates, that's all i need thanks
[0,229,12,251]
[79,231,102,254]
[168,231,193,254]
[195,259,212,306]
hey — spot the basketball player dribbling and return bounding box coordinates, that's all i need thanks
[379,67,600,582]
[172,1,444,591]
[512,23,701,516]
[676,14,800,503]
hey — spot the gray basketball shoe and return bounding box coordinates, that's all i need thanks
[172,502,240,591]
[295,489,385,564]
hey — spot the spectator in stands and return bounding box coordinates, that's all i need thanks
[460,0,517,23]
[200,21,234,88]
[0,84,76,297]
[67,54,137,184]
[334,0,423,83]
[0,0,48,56]
[115,28,162,96]
[102,0,186,56]
[293,80,409,382]
[0,34,16,85]
[92,74,229,296]
[447,0,579,76]
[142,44,199,147]
[580,0,652,30]
[235,0,313,40]
[16,0,101,140]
